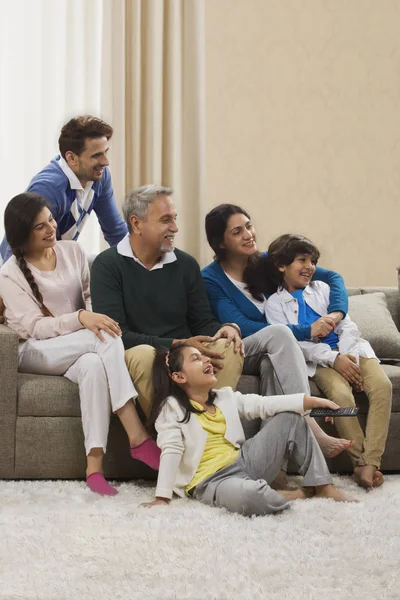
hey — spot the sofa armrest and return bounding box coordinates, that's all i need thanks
[0,324,19,477]
[0,324,19,413]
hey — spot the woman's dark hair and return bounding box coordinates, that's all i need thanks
[205,203,263,300]
[4,193,54,317]
[244,234,320,298]
[205,204,252,262]
[58,115,113,158]
[149,343,216,427]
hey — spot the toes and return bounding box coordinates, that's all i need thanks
[360,477,374,490]
[372,471,384,488]
[353,468,373,490]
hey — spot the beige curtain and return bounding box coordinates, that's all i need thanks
[100,0,206,260]
[1,0,205,260]
[0,0,108,256]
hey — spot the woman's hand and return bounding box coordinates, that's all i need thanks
[78,310,121,342]
[310,316,335,338]
[140,497,170,508]
[303,395,340,412]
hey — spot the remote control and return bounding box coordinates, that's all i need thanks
[309,407,359,417]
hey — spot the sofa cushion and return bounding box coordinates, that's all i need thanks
[358,287,400,331]
[17,373,80,417]
[348,292,400,359]
[379,364,400,411]
[17,362,400,419]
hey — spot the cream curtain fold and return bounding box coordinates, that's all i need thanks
[102,0,206,260]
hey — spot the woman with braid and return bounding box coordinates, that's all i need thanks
[0,193,161,495]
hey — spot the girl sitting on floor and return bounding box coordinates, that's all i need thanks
[141,342,356,514]
[262,233,392,490]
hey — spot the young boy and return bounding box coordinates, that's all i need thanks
[264,234,392,490]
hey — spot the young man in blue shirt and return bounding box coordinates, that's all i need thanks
[0,115,128,263]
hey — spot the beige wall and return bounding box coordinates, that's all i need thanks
[204,0,400,286]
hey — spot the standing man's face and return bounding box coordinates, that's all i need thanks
[132,195,179,254]
[66,137,110,186]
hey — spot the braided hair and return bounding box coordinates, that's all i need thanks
[4,193,54,317]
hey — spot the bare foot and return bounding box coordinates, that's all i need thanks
[319,437,355,459]
[373,471,384,488]
[277,488,307,502]
[271,471,299,491]
[302,487,316,499]
[314,484,358,503]
[354,465,373,489]
[354,465,383,490]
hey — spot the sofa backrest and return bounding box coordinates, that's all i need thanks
[347,286,400,331]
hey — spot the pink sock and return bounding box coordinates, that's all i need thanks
[130,438,161,471]
[86,472,118,496]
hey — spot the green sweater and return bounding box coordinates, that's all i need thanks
[90,246,222,349]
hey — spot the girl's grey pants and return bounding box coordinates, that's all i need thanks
[193,412,332,516]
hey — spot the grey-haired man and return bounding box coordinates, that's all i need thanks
[91,185,244,418]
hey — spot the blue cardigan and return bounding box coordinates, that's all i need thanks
[202,256,348,341]
[0,157,128,263]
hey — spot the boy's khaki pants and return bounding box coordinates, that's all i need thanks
[312,357,392,468]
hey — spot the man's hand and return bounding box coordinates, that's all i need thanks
[303,395,340,412]
[78,310,122,342]
[140,497,170,508]
[214,325,245,355]
[333,354,363,388]
[173,335,224,362]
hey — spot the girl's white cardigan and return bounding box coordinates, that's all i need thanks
[154,386,305,499]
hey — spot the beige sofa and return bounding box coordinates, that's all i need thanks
[1,286,399,479]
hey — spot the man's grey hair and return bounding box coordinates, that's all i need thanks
[122,184,173,231]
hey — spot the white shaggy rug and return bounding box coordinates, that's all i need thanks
[1,475,400,600]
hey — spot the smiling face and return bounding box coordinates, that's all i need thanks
[279,254,317,292]
[221,212,257,259]
[66,136,110,186]
[25,207,57,254]
[133,195,179,254]
[171,347,217,390]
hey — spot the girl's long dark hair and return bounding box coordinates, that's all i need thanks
[149,343,216,427]
[244,234,320,297]
[4,193,54,317]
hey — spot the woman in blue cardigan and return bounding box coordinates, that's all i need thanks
[202,204,352,459]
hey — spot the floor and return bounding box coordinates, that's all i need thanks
[1,475,399,600]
